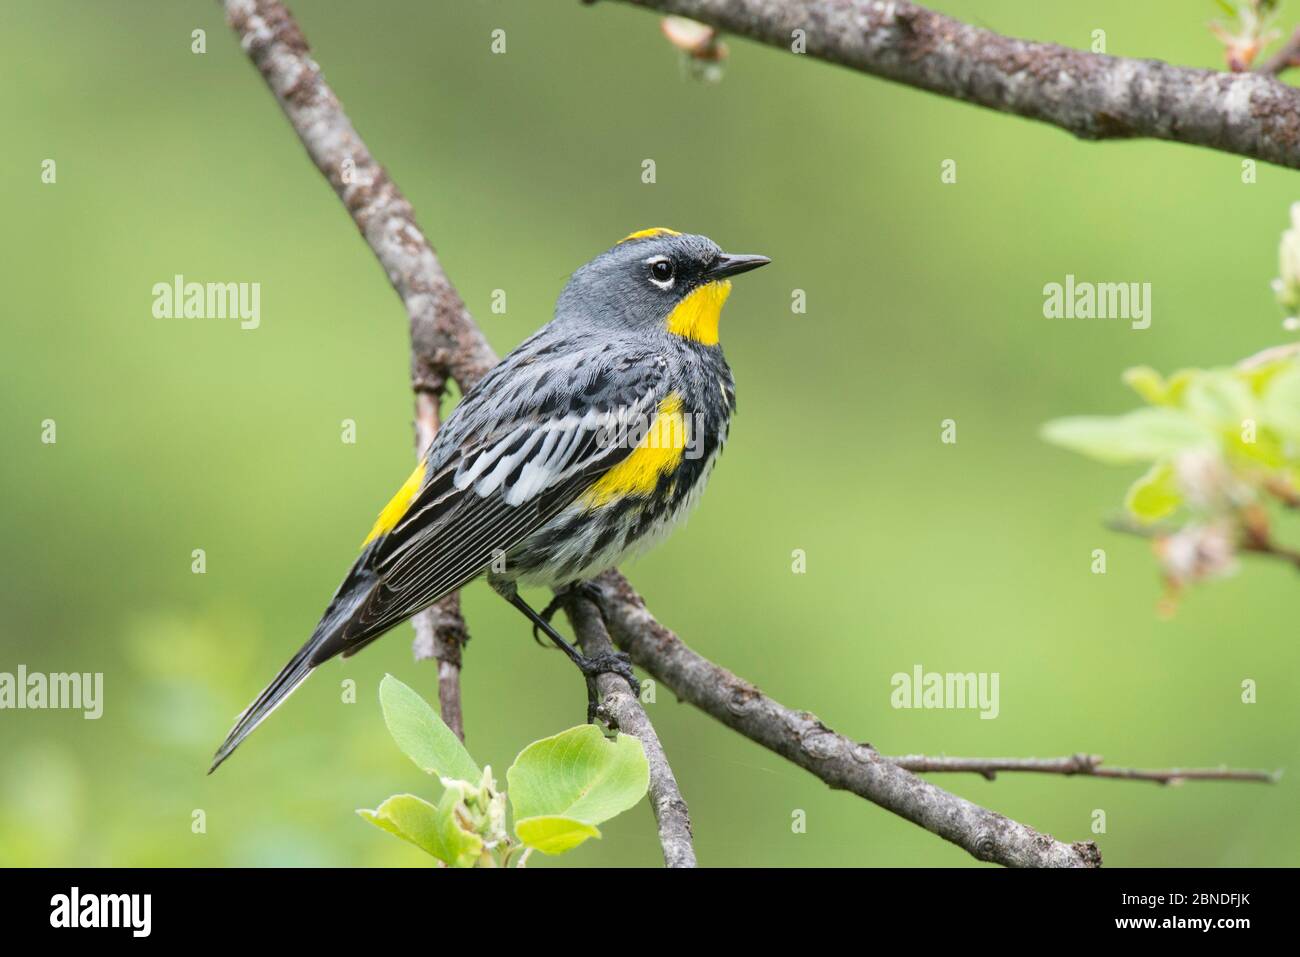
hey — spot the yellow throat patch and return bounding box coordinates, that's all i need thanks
[582,393,687,507]
[363,458,427,547]
[665,280,731,346]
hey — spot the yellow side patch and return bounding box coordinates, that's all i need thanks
[665,280,731,346]
[620,226,682,243]
[362,458,427,547]
[582,394,687,507]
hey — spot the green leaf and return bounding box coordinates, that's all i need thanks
[1183,372,1255,430]
[358,795,435,855]
[1237,353,1295,396]
[1262,365,1300,440]
[1124,461,1181,523]
[357,792,482,866]
[1121,366,1199,407]
[1230,426,1287,467]
[1122,366,1169,405]
[379,670,480,785]
[514,815,602,855]
[431,785,488,867]
[379,674,480,782]
[506,725,649,854]
[1041,408,1216,464]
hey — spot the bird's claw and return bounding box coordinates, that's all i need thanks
[576,650,640,721]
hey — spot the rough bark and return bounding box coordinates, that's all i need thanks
[612,0,1300,169]
[564,594,697,868]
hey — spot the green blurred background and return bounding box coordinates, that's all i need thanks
[2,0,1297,867]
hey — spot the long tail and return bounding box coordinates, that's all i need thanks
[209,567,378,773]
[208,641,316,773]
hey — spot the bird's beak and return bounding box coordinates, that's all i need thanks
[708,253,771,280]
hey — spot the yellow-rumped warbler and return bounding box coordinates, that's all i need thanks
[211,229,769,770]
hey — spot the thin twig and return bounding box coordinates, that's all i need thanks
[1109,514,1300,573]
[888,753,1280,784]
[564,594,697,868]
[1241,532,1300,570]
[1262,475,1300,508]
[411,598,468,739]
[609,0,1300,169]
[1258,25,1300,75]
[1236,341,1300,370]
[409,392,470,740]
[590,571,1101,868]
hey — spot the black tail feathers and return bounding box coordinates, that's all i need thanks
[209,567,378,773]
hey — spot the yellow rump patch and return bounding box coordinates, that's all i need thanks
[620,227,682,243]
[665,280,731,346]
[362,458,427,547]
[582,394,687,507]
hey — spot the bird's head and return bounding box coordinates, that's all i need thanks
[556,228,770,345]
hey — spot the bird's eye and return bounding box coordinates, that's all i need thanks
[649,259,674,284]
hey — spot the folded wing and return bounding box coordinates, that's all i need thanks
[210,346,666,771]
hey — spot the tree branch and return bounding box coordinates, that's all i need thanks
[608,0,1300,169]
[589,571,1101,868]
[564,594,697,868]
[411,595,468,739]
[1259,25,1300,76]
[888,753,1280,784]
[220,0,498,393]
[220,0,495,738]
[410,391,470,741]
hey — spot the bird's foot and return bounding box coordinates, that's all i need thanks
[497,578,633,722]
[575,650,640,721]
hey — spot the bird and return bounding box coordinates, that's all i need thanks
[210,228,769,771]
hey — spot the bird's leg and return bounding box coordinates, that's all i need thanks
[531,580,606,647]
[490,579,639,721]
[530,592,565,648]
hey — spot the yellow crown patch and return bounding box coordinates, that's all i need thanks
[619,227,682,244]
